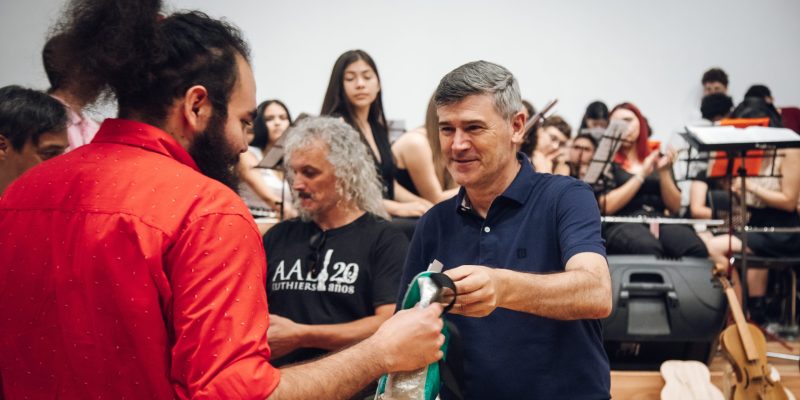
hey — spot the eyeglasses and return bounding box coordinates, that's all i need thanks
[307,230,327,276]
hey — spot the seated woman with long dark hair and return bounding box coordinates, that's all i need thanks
[598,102,708,258]
[236,99,296,219]
[321,50,430,218]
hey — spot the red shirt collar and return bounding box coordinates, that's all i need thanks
[93,118,200,172]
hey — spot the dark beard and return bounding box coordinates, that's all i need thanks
[188,111,241,192]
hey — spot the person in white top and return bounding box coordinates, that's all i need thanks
[42,34,101,151]
[237,99,297,219]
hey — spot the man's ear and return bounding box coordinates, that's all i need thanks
[182,85,213,135]
[510,111,526,145]
[0,134,10,161]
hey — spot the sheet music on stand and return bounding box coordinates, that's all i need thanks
[680,124,800,314]
[582,119,628,186]
[682,125,800,153]
[680,125,800,181]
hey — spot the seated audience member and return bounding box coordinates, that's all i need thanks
[42,33,101,151]
[599,103,708,258]
[698,100,800,321]
[684,93,734,214]
[321,49,430,218]
[0,1,444,398]
[702,67,729,95]
[688,93,733,219]
[236,99,296,219]
[700,92,734,123]
[529,115,572,174]
[0,85,68,195]
[744,84,800,133]
[567,133,597,179]
[744,84,778,109]
[578,100,609,136]
[392,95,459,203]
[264,117,407,383]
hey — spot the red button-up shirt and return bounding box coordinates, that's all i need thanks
[0,119,279,399]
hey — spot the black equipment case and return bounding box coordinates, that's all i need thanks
[602,255,727,370]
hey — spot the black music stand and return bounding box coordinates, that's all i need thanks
[582,120,628,215]
[681,125,800,314]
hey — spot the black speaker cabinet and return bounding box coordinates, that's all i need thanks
[602,255,727,370]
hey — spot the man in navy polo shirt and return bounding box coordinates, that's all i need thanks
[399,61,613,399]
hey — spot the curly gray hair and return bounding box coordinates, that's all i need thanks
[434,60,522,122]
[283,116,389,220]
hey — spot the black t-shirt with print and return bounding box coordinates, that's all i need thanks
[263,212,408,366]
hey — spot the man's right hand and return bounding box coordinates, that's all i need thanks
[369,304,444,372]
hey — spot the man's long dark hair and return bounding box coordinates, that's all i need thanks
[51,0,250,126]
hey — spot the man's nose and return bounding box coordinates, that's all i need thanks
[237,133,248,153]
[451,130,471,151]
[292,176,305,191]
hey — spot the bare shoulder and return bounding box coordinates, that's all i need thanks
[394,129,429,149]
[393,130,431,166]
[239,149,259,167]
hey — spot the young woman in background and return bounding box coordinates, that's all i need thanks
[237,99,296,219]
[321,49,430,218]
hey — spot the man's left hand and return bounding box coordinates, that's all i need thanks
[267,314,306,358]
[444,265,505,317]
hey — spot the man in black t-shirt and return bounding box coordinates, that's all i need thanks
[263,116,407,366]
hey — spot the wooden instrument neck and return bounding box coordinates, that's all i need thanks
[719,277,760,362]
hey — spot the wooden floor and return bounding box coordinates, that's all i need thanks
[611,339,800,399]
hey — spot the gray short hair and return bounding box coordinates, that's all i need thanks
[434,60,522,121]
[283,116,389,220]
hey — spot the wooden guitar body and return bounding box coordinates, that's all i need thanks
[719,324,788,399]
[717,276,789,400]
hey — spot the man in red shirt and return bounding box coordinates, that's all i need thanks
[0,1,443,399]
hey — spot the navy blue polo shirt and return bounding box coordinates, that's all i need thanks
[400,152,610,399]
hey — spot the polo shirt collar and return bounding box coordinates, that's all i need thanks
[455,152,535,213]
[92,118,200,172]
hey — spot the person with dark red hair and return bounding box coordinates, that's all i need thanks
[598,103,708,258]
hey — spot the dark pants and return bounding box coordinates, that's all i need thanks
[604,223,709,258]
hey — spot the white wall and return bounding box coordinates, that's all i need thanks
[3,0,799,143]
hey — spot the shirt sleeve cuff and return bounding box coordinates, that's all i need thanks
[562,244,607,266]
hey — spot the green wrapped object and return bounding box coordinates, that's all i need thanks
[375,264,455,400]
